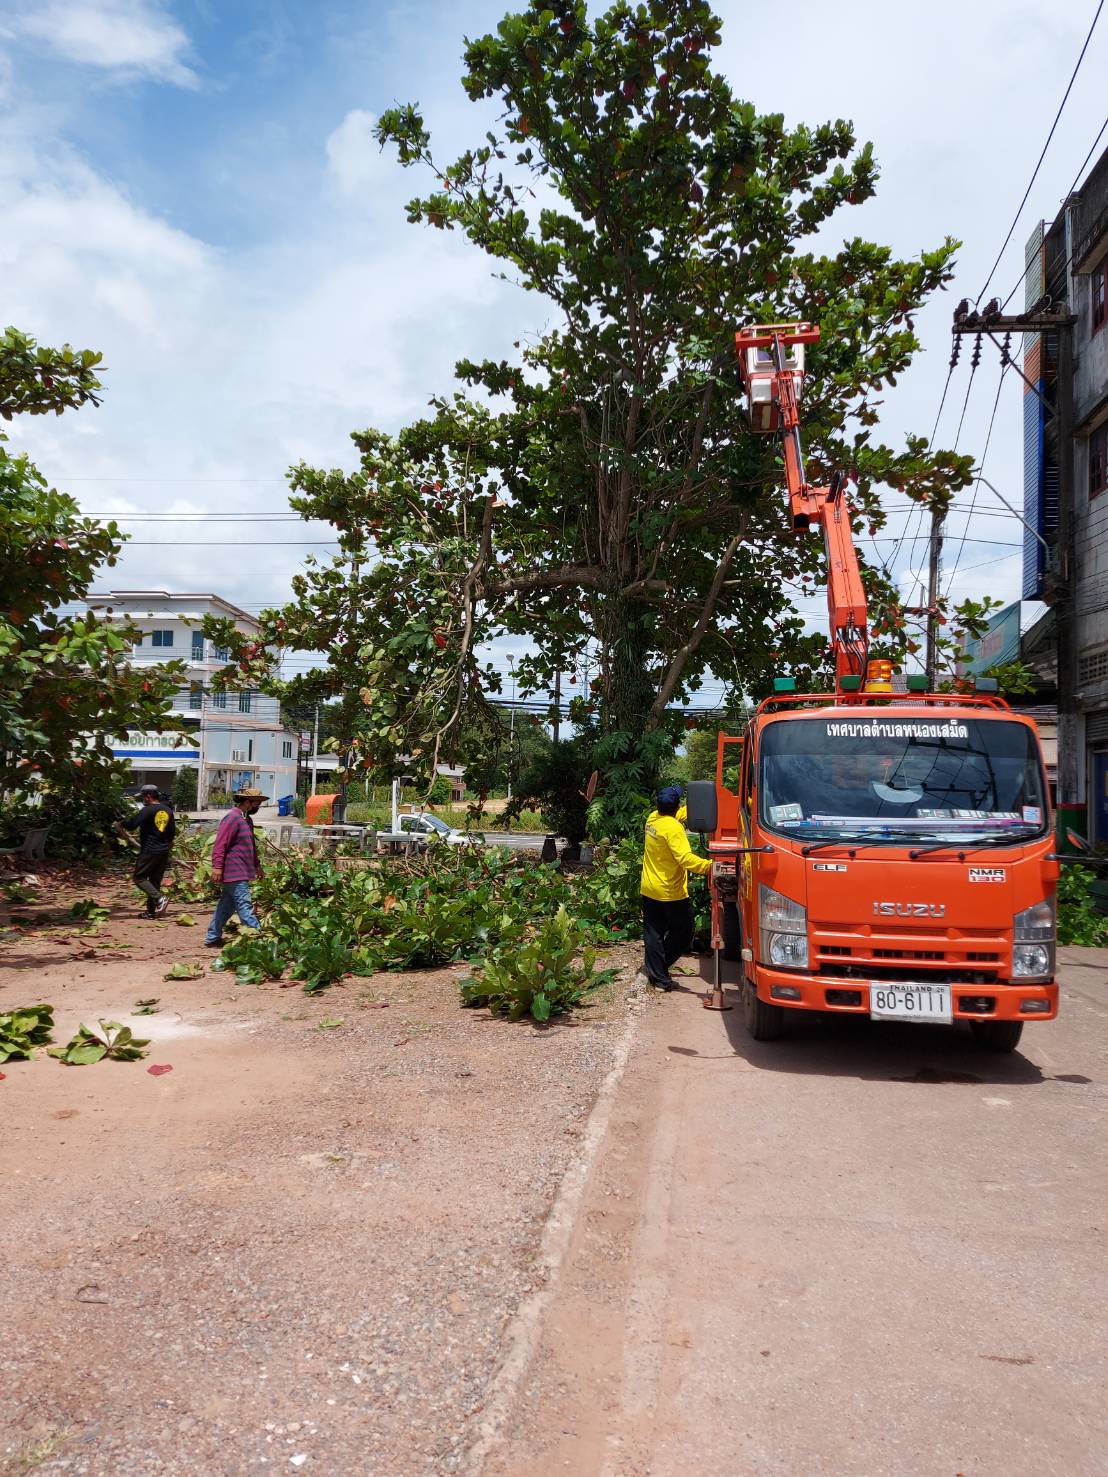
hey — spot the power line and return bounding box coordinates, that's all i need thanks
[945,363,1010,595]
[1002,109,1108,310]
[88,513,317,522]
[977,0,1105,304]
[123,540,347,547]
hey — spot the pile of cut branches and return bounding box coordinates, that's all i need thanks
[213,840,644,1018]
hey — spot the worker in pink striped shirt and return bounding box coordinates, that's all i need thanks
[205,786,266,947]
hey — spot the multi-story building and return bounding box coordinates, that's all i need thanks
[87,590,299,806]
[1023,144,1108,842]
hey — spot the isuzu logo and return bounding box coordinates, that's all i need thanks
[873,901,946,918]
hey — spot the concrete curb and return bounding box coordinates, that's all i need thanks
[462,983,644,1473]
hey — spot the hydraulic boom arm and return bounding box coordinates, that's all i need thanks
[736,323,869,690]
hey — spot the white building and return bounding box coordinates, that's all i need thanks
[88,590,300,806]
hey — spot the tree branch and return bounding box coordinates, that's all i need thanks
[648,524,747,723]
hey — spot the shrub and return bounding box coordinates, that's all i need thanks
[1056,865,1108,947]
[207,788,232,808]
[0,766,129,860]
[344,802,392,827]
[460,906,618,1021]
[172,767,198,810]
[506,736,593,844]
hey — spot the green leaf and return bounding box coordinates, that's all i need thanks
[164,961,204,980]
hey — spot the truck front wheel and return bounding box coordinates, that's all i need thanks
[743,981,785,1041]
[970,1019,1024,1053]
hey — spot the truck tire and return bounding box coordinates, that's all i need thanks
[722,901,742,962]
[970,1019,1024,1053]
[743,980,785,1041]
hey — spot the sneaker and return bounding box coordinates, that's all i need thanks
[154,896,169,917]
[204,938,224,948]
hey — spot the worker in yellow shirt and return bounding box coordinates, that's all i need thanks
[640,786,712,990]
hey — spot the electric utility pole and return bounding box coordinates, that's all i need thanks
[924,502,945,690]
[506,655,516,801]
[951,297,1077,825]
[311,702,319,797]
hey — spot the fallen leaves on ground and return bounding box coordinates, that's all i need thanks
[164,961,204,981]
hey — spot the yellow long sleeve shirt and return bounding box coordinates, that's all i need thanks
[640,808,712,902]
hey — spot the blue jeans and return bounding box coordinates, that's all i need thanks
[206,881,260,943]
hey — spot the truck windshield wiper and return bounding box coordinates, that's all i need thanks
[800,828,924,856]
[907,826,1041,859]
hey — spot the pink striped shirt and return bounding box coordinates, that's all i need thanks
[212,809,259,882]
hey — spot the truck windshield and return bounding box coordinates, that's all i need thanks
[422,814,452,835]
[759,715,1047,842]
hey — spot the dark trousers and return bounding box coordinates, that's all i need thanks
[641,895,694,986]
[133,850,169,914]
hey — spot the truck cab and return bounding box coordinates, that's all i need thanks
[691,692,1059,1052]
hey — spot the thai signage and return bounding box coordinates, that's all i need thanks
[115,731,199,751]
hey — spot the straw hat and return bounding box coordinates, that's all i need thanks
[233,786,266,801]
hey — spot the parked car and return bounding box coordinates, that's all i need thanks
[394,812,474,846]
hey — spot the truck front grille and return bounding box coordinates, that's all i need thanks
[818,961,1001,986]
[813,932,1004,986]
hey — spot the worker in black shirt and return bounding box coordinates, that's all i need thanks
[115,784,176,917]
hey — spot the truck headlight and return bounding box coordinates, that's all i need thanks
[760,885,808,970]
[1012,898,1055,980]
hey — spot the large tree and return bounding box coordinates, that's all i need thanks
[0,327,184,836]
[209,0,975,833]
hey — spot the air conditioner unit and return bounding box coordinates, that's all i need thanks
[231,749,248,763]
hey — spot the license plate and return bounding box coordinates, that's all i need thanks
[869,982,952,1023]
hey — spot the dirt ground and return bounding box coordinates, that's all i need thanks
[0,863,639,1475]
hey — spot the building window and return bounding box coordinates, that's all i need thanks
[282,740,293,759]
[247,739,254,761]
[1091,423,1108,498]
[213,691,227,710]
[1093,261,1108,334]
[238,691,253,714]
[189,683,203,710]
[151,629,174,648]
[214,645,229,662]
[191,631,204,660]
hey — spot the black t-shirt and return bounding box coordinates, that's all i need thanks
[123,801,176,854]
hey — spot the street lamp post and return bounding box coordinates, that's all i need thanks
[507,655,516,802]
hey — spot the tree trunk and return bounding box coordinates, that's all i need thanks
[597,592,657,740]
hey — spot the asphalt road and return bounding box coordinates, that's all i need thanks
[489,949,1108,1476]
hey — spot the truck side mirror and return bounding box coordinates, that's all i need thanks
[1066,827,1092,853]
[685,781,718,835]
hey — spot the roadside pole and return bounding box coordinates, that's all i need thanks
[924,499,944,690]
[197,696,207,809]
[311,703,319,796]
[507,655,516,801]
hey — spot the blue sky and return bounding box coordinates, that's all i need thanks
[4,0,1108,698]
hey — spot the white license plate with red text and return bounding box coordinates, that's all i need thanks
[869,983,952,1023]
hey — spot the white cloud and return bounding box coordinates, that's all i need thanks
[0,109,527,613]
[14,0,197,87]
[325,109,386,196]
